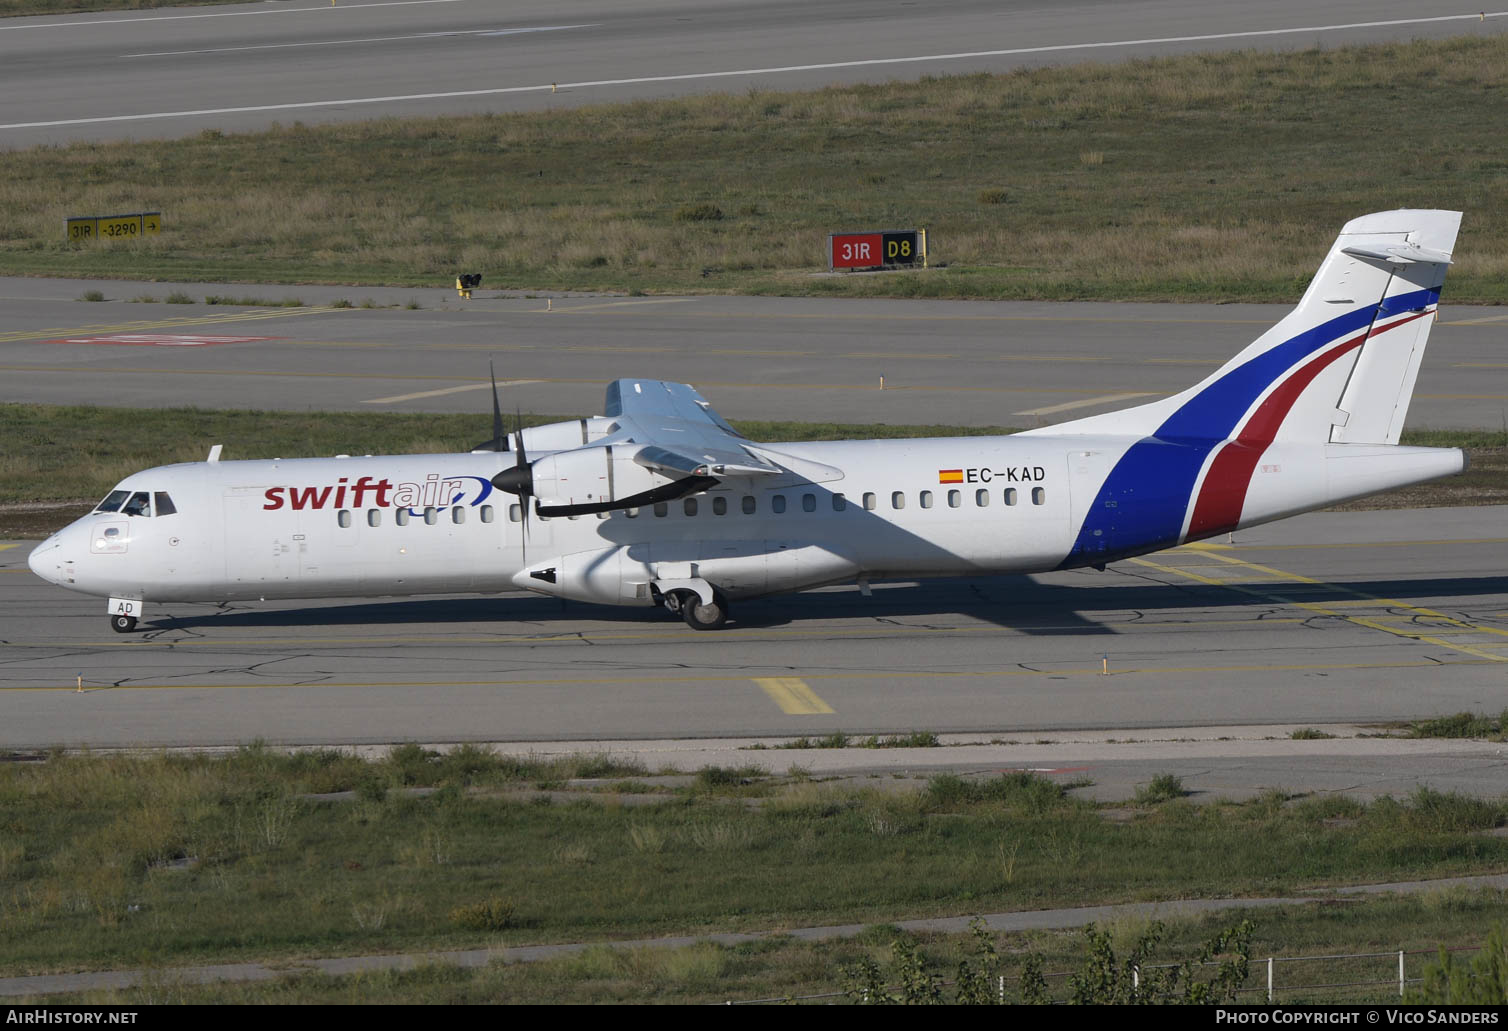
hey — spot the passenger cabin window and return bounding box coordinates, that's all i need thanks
[683,498,698,517]
[396,509,410,526]
[653,502,668,517]
[772,495,786,514]
[424,506,439,525]
[948,490,960,509]
[509,504,521,523]
[920,491,933,510]
[863,492,877,511]
[452,506,466,524]
[741,496,756,515]
[368,510,382,527]
[1004,488,1018,507]
[975,489,989,507]
[481,506,495,523]
[153,492,177,516]
[1032,487,1046,505]
[891,491,905,510]
[121,492,151,517]
[832,493,846,512]
[802,493,816,513]
[94,489,129,514]
[712,496,727,516]
[337,510,352,528]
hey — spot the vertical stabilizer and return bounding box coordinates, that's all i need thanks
[1024,209,1459,445]
[1327,211,1458,444]
[1041,211,1461,564]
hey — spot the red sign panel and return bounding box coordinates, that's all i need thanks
[830,233,884,270]
[43,334,278,347]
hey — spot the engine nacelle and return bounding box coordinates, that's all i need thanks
[529,444,673,509]
[514,417,619,453]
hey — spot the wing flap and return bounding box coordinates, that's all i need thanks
[603,379,781,477]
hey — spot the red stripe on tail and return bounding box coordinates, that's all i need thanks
[1185,310,1431,540]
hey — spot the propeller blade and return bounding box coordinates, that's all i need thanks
[489,361,507,453]
[514,407,529,561]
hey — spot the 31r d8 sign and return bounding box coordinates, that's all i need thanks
[829,230,925,270]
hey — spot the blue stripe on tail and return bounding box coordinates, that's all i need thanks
[1059,287,1438,567]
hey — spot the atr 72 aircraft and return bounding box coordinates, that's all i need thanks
[29,210,1467,632]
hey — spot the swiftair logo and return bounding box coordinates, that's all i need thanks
[262,474,494,511]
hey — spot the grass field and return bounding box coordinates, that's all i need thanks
[4,34,1508,299]
[0,404,1024,534]
[21,893,1508,1004]
[0,0,241,14]
[1,746,1505,999]
[1,405,1502,537]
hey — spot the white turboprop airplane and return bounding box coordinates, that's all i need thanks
[29,210,1468,632]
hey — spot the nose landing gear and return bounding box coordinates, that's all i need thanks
[108,598,142,633]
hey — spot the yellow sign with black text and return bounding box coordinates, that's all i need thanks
[65,212,162,243]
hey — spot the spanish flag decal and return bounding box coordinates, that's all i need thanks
[939,469,963,484]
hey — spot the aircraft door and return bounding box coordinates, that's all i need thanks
[1065,448,1120,564]
[222,491,292,590]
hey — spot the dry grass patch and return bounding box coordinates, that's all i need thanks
[2,36,1508,298]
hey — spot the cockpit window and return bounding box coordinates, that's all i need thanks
[94,489,130,513]
[153,492,177,517]
[121,491,151,517]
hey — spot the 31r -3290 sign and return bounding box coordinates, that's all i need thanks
[828,229,927,271]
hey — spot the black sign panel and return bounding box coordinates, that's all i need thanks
[881,231,921,266]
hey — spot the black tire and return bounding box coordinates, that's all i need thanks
[681,591,728,631]
[110,614,138,634]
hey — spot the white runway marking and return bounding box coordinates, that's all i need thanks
[2,11,1503,131]
[126,25,596,59]
[0,0,470,32]
[1014,392,1156,417]
[362,381,539,404]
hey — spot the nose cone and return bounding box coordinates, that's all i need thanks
[28,539,61,584]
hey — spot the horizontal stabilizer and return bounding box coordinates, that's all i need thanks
[1341,242,1453,265]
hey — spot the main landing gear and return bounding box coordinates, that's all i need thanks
[664,588,729,630]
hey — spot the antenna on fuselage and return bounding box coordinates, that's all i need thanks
[207,445,222,463]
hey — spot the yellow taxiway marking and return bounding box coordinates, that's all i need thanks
[0,543,20,552]
[1194,549,1508,640]
[1199,537,1508,552]
[1415,393,1508,400]
[12,657,1487,693]
[362,380,541,404]
[0,365,1167,398]
[400,339,1214,368]
[0,616,1309,650]
[1014,392,1156,417]
[754,677,836,715]
[547,299,695,314]
[1132,549,1508,664]
[1442,313,1508,326]
[0,306,350,344]
[526,307,1277,327]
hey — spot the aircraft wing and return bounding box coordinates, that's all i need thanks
[601,379,781,477]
